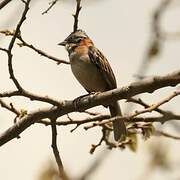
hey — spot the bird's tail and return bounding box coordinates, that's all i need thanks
[109,101,127,141]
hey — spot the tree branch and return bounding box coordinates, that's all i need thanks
[0,0,12,10]
[73,0,82,32]
[5,0,31,91]
[42,0,59,15]
[50,118,65,179]
[0,90,61,106]
[129,91,180,118]
[0,99,20,116]
[0,70,179,147]
[154,130,180,140]
[0,30,70,65]
[38,114,110,127]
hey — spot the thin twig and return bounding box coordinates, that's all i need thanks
[84,110,101,116]
[0,30,69,65]
[0,47,8,52]
[50,118,65,179]
[38,113,180,128]
[154,130,180,140]
[73,0,82,32]
[0,90,61,106]
[127,97,167,115]
[42,0,59,15]
[0,99,20,115]
[77,150,109,180]
[39,114,110,126]
[130,91,180,118]
[137,0,171,76]
[0,0,12,10]
[6,0,31,91]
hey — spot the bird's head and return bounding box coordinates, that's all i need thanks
[58,30,93,51]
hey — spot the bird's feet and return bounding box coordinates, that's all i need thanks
[73,92,101,110]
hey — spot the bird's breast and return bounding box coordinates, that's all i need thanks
[69,52,107,92]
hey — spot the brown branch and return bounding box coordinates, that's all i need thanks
[0,30,70,65]
[84,110,101,116]
[85,91,180,130]
[84,113,180,130]
[73,0,82,32]
[77,150,110,180]
[127,97,168,115]
[42,0,59,15]
[137,0,171,76]
[0,89,61,106]
[0,70,179,147]
[6,0,31,91]
[129,91,180,118]
[38,113,180,129]
[38,114,110,127]
[0,47,8,52]
[50,118,65,179]
[0,99,20,116]
[0,90,61,106]
[154,130,180,140]
[127,95,180,125]
[89,126,109,154]
[0,0,12,10]
[17,36,69,65]
[134,114,180,123]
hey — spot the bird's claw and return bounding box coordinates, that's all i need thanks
[73,92,101,110]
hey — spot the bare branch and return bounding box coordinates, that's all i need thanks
[77,150,109,180]
[154,130,180,140]
[18,41,69,65]
[5,0,31,91]
[0,99,20,116]
[84,110,101,116]
[0,0,12,10]
[0,70,179,147]
[129,91,180,118]
[85,91,180,130]
[0,90,61,106]
[137,0,171,76]
[89,126,108,154]
[73,0,82,32]
[38,114,110,126]
[50,118,66,179]
[127,97,168,115]
[0,30,70,65]
[42,0,59,15]
[0,47,8,52]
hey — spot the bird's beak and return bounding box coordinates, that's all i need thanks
[58,40,67,46]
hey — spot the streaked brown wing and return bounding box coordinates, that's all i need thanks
[88,46,117,90]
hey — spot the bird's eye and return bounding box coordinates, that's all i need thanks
[74,38,82,43]
[67,36,82,44]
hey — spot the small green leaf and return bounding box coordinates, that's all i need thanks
[19,109,28,119]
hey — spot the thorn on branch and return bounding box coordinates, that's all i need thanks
[0,100,20,116]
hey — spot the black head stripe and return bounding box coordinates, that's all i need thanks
[65,30,89,44]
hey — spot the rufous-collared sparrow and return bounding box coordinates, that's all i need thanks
[58,30,127,141]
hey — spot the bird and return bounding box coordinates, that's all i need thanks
[58,29,127,141]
